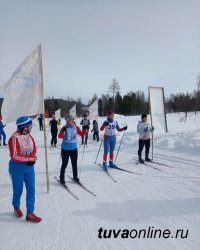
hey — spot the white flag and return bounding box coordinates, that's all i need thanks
[148,86,168,133]
[1,45,43,123]
[88,99,98,121]
[55,109,61,119]
[69,103,76,119]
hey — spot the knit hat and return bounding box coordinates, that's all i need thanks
[16,116,32,129]
[107,110,114,116]
[141,113,147,120]
[65,115,74,122]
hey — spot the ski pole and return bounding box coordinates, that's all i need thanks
[114,130,126,164]
[57,126,61,147]
[46,126,50,137]
[94,137,104,164]
[58,153,61,170]
[151,130,154,161]
[79,142,86,180]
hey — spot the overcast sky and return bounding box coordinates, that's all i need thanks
[0,0,200,104]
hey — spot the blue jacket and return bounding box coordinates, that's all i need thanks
[0,121,6,132]
[58,124,85,150]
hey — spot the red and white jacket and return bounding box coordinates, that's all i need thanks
[8,131,37,163]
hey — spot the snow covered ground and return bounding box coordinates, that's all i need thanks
[0,112,200,250]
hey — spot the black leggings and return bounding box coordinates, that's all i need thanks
[60,148,78,179]
[138,139,150,159]
[93,132,99,142]
[51,130,58,145]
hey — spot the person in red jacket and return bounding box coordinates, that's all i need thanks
[8,116,42,223]
[58,115,86,184]
[100,111,127,170]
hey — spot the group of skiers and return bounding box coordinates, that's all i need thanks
[3,110,154,223]
[80,114,100,144]
[48,113,100,148]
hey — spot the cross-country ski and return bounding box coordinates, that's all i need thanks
[54,176,79,200]
[66,175,96,197]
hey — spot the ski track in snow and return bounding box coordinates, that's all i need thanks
[0,114,200,250]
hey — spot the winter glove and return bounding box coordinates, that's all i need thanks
[143,127,148,132]
[123,126,128,130]
[151,126,154,131]
[91,130,93,133]
[104,121,109,126]
[26,161,35,166]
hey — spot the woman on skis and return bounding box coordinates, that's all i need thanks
[137,113,154,163]
[100,111,127,170]
[49,115,61,147]
[58,115,86,184]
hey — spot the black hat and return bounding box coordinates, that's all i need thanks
[141,113,147,120]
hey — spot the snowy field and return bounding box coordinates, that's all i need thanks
[0,112,200,250]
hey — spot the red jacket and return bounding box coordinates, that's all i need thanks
[8,131,37,162]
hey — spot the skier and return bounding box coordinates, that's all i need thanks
[49,115,60,147]
[91,120,99,142]
[0,118,7,146]
[38,114,44,131]
[58,115,86,184]
[100,111,127,170]
[80,114,90,145]
[8,116,42,222]
[137,113,154,163]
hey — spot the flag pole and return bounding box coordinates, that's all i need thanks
[148,87,154,161]
[39,44,50,193]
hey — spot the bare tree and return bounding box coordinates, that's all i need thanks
[197,74,200,90]
[66,95,75,102]
[195,74,200,114]
[88,93,98,106]
[107,79,120,111]
[107,78,120,100]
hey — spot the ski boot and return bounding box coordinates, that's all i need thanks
[145,156,152,162]
[73,176,80,183]
[103,161,108,171]
[14,208,23,218]
[60,178,66,184]
[26,213,42,223]
[109,161,117,168]
[139,158,144,164]
[59,174,66,184]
